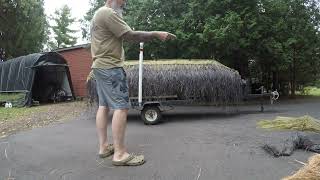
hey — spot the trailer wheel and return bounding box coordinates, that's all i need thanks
[141,106,162,125]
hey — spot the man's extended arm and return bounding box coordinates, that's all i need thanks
[122,30,176,43]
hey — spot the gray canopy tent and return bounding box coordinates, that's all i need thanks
[0,52,75,106]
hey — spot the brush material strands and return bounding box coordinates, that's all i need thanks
[257,115,320,133]
[87,60,243,105]
[282,154,320,180]
[86,71,98,105]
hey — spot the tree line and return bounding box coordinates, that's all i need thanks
[85,0,320,95]
[0,0,77,59]
[1,0,320,95]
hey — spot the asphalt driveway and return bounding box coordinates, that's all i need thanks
[1,99,319,180]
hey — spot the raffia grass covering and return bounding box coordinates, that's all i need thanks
[282,154,320,180]
[126,61,242,105]
[125,59,231,66]
[86,75,98,105]
[257,116,320,133]
[87,60,243,105]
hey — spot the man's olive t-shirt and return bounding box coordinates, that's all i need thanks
[91,7,131,69]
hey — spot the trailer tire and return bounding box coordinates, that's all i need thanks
[141,106,162,125]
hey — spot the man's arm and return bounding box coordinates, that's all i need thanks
[122,30,176,43]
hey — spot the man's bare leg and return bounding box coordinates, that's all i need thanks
[112,109,130,161]
[96,106,110,154]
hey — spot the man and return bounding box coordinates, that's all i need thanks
[91,0,176,166]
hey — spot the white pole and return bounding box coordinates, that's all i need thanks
[138,42,144,107]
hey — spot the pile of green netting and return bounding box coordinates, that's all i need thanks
[257,115,320,133]
[258,116,320,157]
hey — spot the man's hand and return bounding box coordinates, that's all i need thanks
[153,31,177,41]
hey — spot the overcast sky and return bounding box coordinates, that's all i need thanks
[44,0,91,45]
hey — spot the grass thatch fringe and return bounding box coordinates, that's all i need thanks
[126,64,243,105]
[87,61,243,106]
[257,115,320,133]
[86,75,99,106]
[282,154,320,180]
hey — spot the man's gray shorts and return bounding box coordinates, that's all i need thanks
[93,68,130,110]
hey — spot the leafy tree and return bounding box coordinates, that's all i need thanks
[49,5,77,49]
[253,0,320,95]
[83,0,320,96]
[81,0,105,40]
[0,0,48,58]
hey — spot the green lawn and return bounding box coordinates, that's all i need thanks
[309,87,320,96]
[0,106,48,122]
[298,86,320,96]
[0,92,27,107]
[0,101,85,138]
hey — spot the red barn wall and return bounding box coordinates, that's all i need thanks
[58,48,92,97]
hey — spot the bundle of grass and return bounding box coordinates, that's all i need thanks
[257,115,320,133]
[126,60,243,105]
[87,60,243,105]
[86,71,98,106]
[282,154,320,180]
